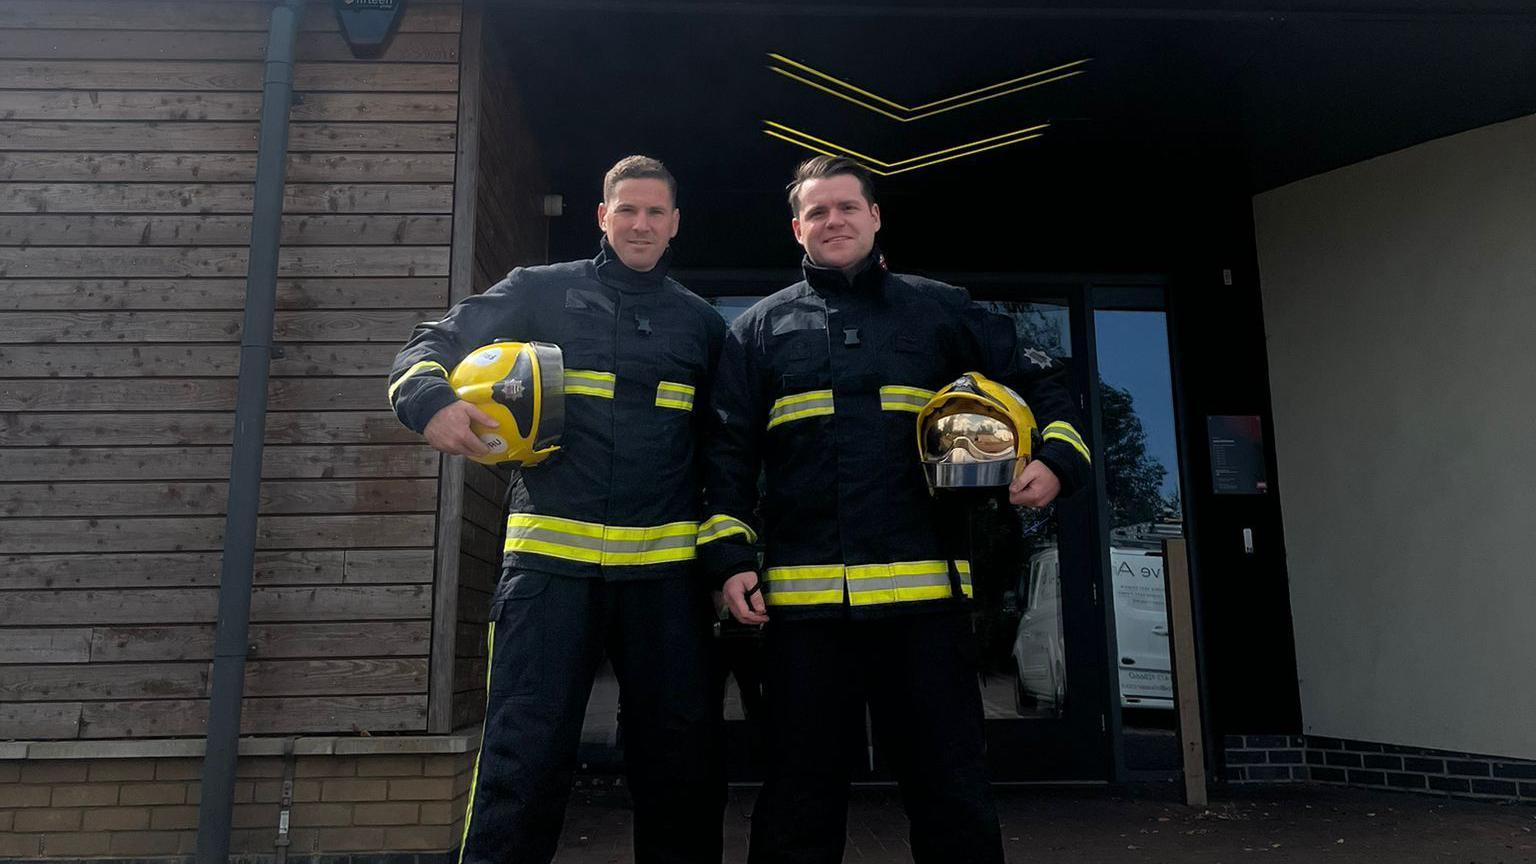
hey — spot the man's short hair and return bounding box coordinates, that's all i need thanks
[603,155,677,207]
[786,155,876,215]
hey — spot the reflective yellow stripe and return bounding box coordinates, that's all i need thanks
[762,560,971,607]
[458,619,495,862]
[767,389,834,429]
[879,385,935,413]
[656,380,696,411]
[697,513,757,545]
[387,360,447,404]
[564,369,616,399]
[504,514,698,566]
[1042,420,1091,463]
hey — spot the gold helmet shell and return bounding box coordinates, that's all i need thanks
[916,371,1038,488]
[448,341,564,467]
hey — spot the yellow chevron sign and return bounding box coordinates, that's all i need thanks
[762,121,1049,176]
[767,53,1091,122]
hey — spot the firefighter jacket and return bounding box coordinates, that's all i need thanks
[388,239,727,581]
[698,250,1092,620]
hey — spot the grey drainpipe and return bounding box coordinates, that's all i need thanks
[196,1,305,860]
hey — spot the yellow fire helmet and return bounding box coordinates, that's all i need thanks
[916,371,1038,488]
[447,341,565,467]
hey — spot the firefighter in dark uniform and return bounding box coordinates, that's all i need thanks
[388,157,726,864]
[699,156,1093,864]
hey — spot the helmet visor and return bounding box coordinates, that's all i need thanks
[924,410,1017,463]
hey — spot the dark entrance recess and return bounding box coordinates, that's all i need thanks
[483,0,1536,782]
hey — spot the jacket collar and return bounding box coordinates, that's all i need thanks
[594,236,672,292]
[801,247,886,296]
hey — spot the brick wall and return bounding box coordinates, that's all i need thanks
[1225,734,1536,804]
[0,752,474,858]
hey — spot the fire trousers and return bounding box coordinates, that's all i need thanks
[460,571,724,864]
[748,611,1004,864]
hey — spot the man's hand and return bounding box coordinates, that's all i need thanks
[722,571,768,625]
[1009,459,1062,508]
[423,400,497,457]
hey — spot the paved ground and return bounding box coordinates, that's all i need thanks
[557,783,1536,863]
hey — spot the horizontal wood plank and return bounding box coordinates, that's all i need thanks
[0,30,458,63]
[1,549,432,590]
[0,278,448,311]
[0,214,452,246]
[0,90,458,122]
[0,445,438,481]
[0,513,436,554]
[0,183,453,214]
[0,702,82,739]
[0,478,437,518]
[243,658,429,697]
[0,309,434,342]
[0,662,209,702]
[0,2,461,33]
[79,694,428,738]
[0,61,459,92]
[0,245,449,278]
[0,343,401,377]
[2,585,432,626]
[0,121,456,152]
[0,152,457,183]
[0,628,92,664]
[91,620,432,662]
[0,411,422,447]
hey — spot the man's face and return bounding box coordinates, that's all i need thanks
[597,178,679,272]
[792,174,881,272]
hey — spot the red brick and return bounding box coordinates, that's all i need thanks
[15,807,82,832]
[119,782,186,805]
[52,783,120,807]
[322,778,389,802]
[236,758,287,779]
[385,824,456,851]
[39,832,112,856]
[297,757,357,778]
[419,800,459,825]
[150,805,200,830]
[0,811,12,832]
[0,784,52,807]
[90,760,157,782]
[84,807,152,831]
[292,779,324,803]
[315,826,385,851]
[423,756,459,777]
[354,801,418,826]
[110,830,185,855]
[0,834,42,857]
[155,759,202,781]
[233,802,280,830]
[358,755,424,777]
[389,777,454,801]
[0,761,23,783]
[291,802,354,828]
[20,761,88,784]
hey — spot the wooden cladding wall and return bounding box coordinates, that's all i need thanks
[451,6,551,731]
[0,0,462,740]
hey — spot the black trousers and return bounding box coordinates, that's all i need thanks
[748,612,1004,864]
[461,571,724,864]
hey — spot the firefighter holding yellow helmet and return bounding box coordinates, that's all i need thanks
[699,156,1092,864]
[388,157,725,864]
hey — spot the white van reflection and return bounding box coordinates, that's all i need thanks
[1011,544,1174,713]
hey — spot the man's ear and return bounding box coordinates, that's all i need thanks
[597,201,609,232]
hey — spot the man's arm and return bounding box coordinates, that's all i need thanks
[955,296,1092,505]
[388,270,534,453]
[698,319,769,623]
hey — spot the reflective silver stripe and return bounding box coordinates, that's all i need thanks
[656,380,696,410]
[504,515,697,566]
[387,360,447,405]
[1042,420,1091,462]
[564,369,616,398]
[878,385,934,413]
[697,514,757,545]
[767,389,834,429]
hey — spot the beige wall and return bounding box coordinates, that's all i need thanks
[1254,113,1536,760]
